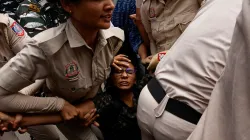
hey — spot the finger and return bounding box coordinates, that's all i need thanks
[18,128,27,134]
[13,114,22,129]
[84,109,96,120]
[129,14,136,19]
[148,56,153,59]
[85,114,99,127]
[117,61,130,68]
[115,56,131,62]
[112,63,122,70]
[1,127,7,131]
[93,121,100,127]
[85,109,96,122]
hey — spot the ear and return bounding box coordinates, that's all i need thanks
[60,0,73,13]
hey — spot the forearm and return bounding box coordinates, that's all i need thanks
[20,114,62,127]
[138,43,148,59]
[0,87,64,113]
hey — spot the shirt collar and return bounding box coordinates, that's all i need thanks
[65,19,124,48]
[65,19,88,48]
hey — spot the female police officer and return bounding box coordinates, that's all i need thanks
[0,0,129,139]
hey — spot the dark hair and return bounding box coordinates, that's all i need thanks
[47,0,81,4]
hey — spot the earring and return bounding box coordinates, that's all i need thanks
[69,10,72,14]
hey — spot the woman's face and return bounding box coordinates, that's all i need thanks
[112,62,136,90]
[62,0,114,29]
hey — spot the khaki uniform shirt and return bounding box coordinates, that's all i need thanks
[154,0,242,115]
[0,14,64,113]
[188,0,249,139]
[141,0,202,54]
[0,19,124,103]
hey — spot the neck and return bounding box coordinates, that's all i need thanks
[70,18,99,49]
[119,90,134,107]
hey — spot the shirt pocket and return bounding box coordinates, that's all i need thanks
[174,12,197,33]
[96,67,111,84]
[48,71,92,100]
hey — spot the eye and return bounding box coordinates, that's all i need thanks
[115,70,123,73]
[126,69,134,74]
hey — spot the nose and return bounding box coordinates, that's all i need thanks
[104,0,115,11]
[121,71,128,78]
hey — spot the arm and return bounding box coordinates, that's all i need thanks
[136,8,150,47]
[0,18,64,113]
[19,79,45,95]
[140,4,157,55]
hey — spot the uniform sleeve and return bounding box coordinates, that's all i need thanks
[136,0,143,8]
[19,79,45,96]
[7,17,33,54]
[0,36,65,113]
[140,3,157,54]
[140,3,151,34]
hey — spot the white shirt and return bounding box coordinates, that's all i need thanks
[154,0,242,113]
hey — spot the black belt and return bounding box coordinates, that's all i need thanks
[147,77,201,125]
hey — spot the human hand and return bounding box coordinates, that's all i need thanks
[129,14,137,25]
[0,113,27,135]
[60,101,78,121]
[112,54,131,70]
[141,55,153,65]
[76,100,99,127]
[147,51,167,71]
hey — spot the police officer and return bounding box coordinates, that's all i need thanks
[0,14,64,140]
[188,0,250,139]
[136,0,243,139]
[0,0,128,139]
[140,0,204,55]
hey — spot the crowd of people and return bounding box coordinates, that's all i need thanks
[0,0,250,140]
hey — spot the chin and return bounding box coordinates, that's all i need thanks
[118,86,131,90]
[98,22,111,29]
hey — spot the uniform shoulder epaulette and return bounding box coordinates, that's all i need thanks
[33,23,67,56]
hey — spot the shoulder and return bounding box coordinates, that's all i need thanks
[101,27,125,54]
[33,23,66,43]
[0,14,28,39]
[0,14,9,26]
[33,23,67,56]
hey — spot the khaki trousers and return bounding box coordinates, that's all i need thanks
[137,85,196,140]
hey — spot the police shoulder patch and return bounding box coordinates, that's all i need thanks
[10,22,25,36]
[157,51,167,61]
